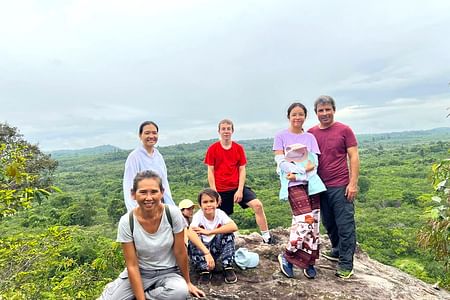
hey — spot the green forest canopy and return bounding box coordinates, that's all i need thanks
[0,127,449,298]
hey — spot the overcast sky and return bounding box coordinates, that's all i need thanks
[1,0,449,151]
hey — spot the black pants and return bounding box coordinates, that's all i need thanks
[320,186,356,271]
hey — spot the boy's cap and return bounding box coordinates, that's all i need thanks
[235,247,259,270]
[285,143,307,158]
[178,199,198,209]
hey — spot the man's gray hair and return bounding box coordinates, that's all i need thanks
[314,95,336,112]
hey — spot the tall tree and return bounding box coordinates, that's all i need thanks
[418,156,450,286]
[0,122,59,217]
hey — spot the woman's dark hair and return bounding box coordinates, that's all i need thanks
[139,121,159,135]
[287,102,307,118]
[131,170,163,193]
[197,188,220,205]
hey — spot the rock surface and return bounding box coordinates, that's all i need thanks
[189,228,449,300]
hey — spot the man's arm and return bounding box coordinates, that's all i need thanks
[346,146,360,202]
[207,165,216,190]
[234,165,246,203]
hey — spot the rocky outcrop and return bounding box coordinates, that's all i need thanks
[189,228,449,300]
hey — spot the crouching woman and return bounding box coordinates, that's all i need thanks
[98,170,205,300]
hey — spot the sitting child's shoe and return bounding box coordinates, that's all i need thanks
[303,265,317,279]
[335,268,354,279]
[198,271,212,285]
[263,236,277,245]
[277,254,294,278]
[223,267,237,284]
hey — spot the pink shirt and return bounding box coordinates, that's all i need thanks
[273,129,320,154]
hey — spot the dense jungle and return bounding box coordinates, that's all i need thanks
[0,126,449,299]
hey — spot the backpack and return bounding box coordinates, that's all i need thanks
[129,204,173,235]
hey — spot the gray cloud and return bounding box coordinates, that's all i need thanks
[0,0,449,151]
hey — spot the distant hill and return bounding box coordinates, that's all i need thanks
[48,127,450,159]
[162,127,450,153]
[49,144,123,158]
[357,127,450,147]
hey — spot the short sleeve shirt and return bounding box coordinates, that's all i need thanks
[204,141,247,192]
[273,129,320,154]
[117,205,185,270]
[191,209,232,243]
[308,122,358,187]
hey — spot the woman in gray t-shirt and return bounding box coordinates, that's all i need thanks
[98,170,205,300]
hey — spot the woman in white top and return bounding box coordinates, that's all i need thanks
[99,170,205,299]
[123,121,175,212]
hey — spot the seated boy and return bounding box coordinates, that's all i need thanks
[179,199,215,271]
[188,188,239,285]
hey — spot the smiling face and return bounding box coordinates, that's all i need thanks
[316,103,335,128]
[218,122,233,142]
[132,178,164,210]
[200,193,218,219]
[288,106,306,131]
[181,207,195,218]
[139,124,159,150]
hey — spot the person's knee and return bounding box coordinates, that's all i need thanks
[169,287,189,300]
[336,218,356,239]
[151,287,188,300]
[335,207,355,228]
[157,276,189,300]
[249,199,263,212]
[170,279,189,300]
[224,233,235,245]
[218,232,235,247]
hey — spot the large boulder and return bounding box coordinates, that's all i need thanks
[189,228,449,300]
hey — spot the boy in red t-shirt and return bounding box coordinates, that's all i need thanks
[204,119,274,244]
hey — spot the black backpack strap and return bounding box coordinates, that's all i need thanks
[164,204,173,229]
[129,210,134,236]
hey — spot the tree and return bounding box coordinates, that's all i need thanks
[59,196,97,226]
[0,122,59,217]
[358,176,371,194]
[107,197,126,224]
[0,226,123,299]
[357,176,370,202]
[402,191,419,205]
[417,156,450,287]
